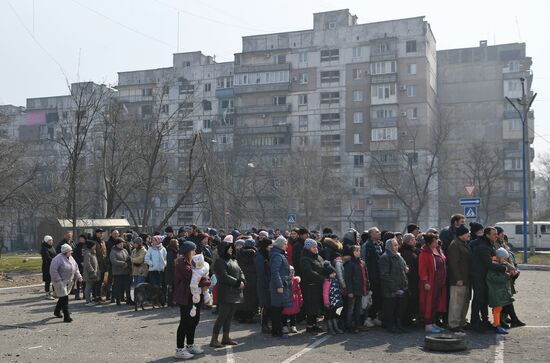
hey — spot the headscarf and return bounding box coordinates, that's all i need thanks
[402,233,415,246]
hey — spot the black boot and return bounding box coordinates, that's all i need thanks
[62,299,72,322]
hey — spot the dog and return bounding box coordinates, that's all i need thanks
[134,282,166,312]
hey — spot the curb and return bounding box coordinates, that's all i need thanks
[0,284,43,294]
[518,264,550,271]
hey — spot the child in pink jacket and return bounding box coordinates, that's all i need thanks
[282,265,302,333]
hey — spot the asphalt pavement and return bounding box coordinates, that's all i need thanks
[0,271,549,363]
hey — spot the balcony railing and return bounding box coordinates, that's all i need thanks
[236,103,291,115]
[371,209,399,219]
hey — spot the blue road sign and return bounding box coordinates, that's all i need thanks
[460,197,481,206]
[464,206,478,218]
[287,213,297,224]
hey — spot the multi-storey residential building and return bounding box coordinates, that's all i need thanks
[438,42,535,225]
[0,10,536,248]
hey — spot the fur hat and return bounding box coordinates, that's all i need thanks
[223,235,234,243]
[60,244,72,254]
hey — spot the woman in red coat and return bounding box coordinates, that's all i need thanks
[418,233,447,334]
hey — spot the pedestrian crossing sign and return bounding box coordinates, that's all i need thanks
[287,213,297,224]
[464,206,477,218]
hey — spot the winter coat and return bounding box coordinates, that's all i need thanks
[144,245,167,272]
[487,269,514,307]
[269,246,292,308]
[55,238,73,254]
[320,238,343,262]
[323,277,343,308]
[300,248,325,315]
[82,247,99,282]
[93,237,108,273]
[40,242,56,282]
[109,246,131,276]
[165,246,178,285]
[173,257,193,306]
[378,250,409,299]
[73,242,85,273]
[470,236,507,279]
[361,239,382,288]
[286,239,294,267]
[255,248,271,307]
[50,253,81,282]
[447,238,473,286]
[439,225,457,255]
[418,244,447,317]
[282,276,303,315]
[334,256,347,290]
[344,257,369,296]
[400,244,419,298]
[213,241,246,304]
[131,246,148,277]
[236,246,258,311]
[292,238,305,276]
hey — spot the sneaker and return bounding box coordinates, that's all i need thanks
[289,326,298,333]
[364,318,375,328]
[85,302,95,307]
[373,318,382,327]
[187,345,204,354]
[425,325,443,334]
[282,326,289,334]
[174,348,194,359]
[510,320,526,328]
[495,326,509,335]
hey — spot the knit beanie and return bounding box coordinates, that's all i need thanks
[469,222,484,235]
[234,239,245,248]
[304,238,317,250]
[322,261,336,276]
[224,235,234,243]
[274,236,287,249]
[456,224,470,237]
[495,247,509,259]
[402,233,415,246]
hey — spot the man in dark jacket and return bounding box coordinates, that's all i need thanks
[105,229,119,302]
[447,225,473,332]
[55,230,73,254]
[162,226,175,248]
[361,228,383,327]
[300,238,325,334]
[41,235,56,299]
[292,228,308,277]
[470,226,507,332]
[439,214,466,254]
[400,233,419,326]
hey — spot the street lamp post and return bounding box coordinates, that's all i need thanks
[505,77,537,263]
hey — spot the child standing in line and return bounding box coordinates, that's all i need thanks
[282,265,302,334]
[322,262,344,334]
[487,247,516,335]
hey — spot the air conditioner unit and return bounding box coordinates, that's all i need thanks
[401,111,408,117]
[292,76,299,82]
[265,52,272,58]
[261,114,267,119]
[400,85,408,91]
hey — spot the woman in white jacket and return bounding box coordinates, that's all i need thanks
[145,235,167,290]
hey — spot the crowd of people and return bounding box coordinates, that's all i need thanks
[40,215,526,360]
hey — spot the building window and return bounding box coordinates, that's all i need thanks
[320,92,340,105]
[352,90,363,102]
[179,84,194,94]
[406,107,418,119]
[372,83,396,100]
[353,199,366,211]
[504,158,522,170]
[353,112,364,123]
[202,100,212,111]
[373,152,397,164]
[204,83,211,92]
[217,77,233,89]
[370,61,396,75]
[162,85,170,95]
[407,63,417,75]
[272,116,287,125]
[406,40,417,53]
[320,49,339,62]
[406,85,417,97]
[352,68,364,80]
[299,52,308,62]
[354,177,365,188]
[407,152,418,166]
[378,42,390,53]
[371,127,398,141]
[299,136,308,145]
[321,155,341,167]
[274,54,286,64]
[508,119,522,131]
[299,73,309,84]
[328,22,336,29]
[321,113,340,124]
[353,155,364,167]
[373,108,397,119]
[179,102,193,110]
[320,134,341,146]
[141,105,153,116]
[353,134,363,145]
[273,96,286,105]
[320,70,340,83]
[352,47,362,58]
[298,94,308,105]
[160,104,169,114]
[298,115,308,128]
[203,119,212,129]
[142,88,153,96]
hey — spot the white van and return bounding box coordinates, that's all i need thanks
[494,221,550,250]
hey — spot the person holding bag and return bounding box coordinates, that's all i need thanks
[49,243,82,322]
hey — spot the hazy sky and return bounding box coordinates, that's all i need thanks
[2,0,549,158]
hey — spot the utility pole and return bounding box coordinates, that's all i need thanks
[506,76,537,262]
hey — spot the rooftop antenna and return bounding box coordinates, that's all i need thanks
[77,48,81,82]
[32,0,35,36]
[177,11,180,52]
[515,16,522,42]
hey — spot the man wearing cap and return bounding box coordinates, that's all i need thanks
[163,226,175,248]
[292,228,309,277]
[447,225,473,332]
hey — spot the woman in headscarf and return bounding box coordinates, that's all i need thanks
[378,238,409,333]
[49,244,82,322]
[40,235,56,300]
[400,233,420,326]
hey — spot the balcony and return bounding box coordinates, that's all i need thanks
[234,82,290,95]
[235,63,290,74]
[370,50,397,62]
[236,103,291,115]
[215,88,234,98]
[371,209,399,219]
[370,117,398,128]
[502,69,533,80]
[370,74,398,84]
[234,123,290,135]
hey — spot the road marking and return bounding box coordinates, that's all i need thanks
[281,335,330,363]
[28,345,42,350]
[494,335,504,363]
[524,325,550,328]
[37,327,48,332]
[226,345,234,363]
